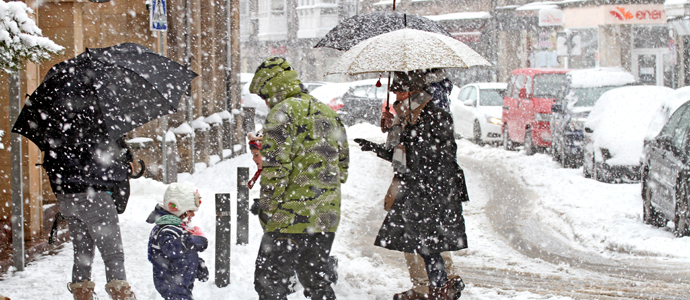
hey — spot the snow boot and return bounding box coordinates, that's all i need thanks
[429,281,455,300]
[104,280,136,300]
[67,281,97,300]
[393,288,428,300]
[447,276,465,299]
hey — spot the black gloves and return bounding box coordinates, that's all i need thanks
[250,198,260,215]
[197,257,209,282]
[354,138,379,152]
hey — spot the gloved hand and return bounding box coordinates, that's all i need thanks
[186,226,205,237]
[354,138,378,152]
[250,198,260,215]
[197,257,209,282]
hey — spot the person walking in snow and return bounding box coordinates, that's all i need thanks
[249,57,349,300]
[42,136,137,300]
[354,70,470,300]
[146,182,208,300]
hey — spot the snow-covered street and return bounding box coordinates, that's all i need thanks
[1,123,689,299]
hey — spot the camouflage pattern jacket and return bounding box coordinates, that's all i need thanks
[250,57,349,234]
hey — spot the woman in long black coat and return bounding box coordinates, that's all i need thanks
[355,70,469,299]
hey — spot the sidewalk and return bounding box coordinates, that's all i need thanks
[0,205,69,275]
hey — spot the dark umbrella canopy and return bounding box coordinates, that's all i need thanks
[314,11,451,51]
[12,43,198,151]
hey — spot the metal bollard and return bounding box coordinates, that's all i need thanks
[237,167,249,245]
[215,193,231,287]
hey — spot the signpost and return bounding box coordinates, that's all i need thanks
[151,0,170,183]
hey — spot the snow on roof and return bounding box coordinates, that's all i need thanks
[425,12,491,21]
[665,0,690,5]
[373,0,394,6]
[585,86,674,166]
[516,2,559,11]
[567,68,636,88]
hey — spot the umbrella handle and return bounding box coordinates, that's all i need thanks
[130,159,146,179]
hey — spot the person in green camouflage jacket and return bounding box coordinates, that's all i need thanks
[249,57,348,300]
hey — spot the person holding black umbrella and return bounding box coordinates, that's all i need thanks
[354,70,470,300]
[42,135,137,300]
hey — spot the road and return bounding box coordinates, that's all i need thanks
[347,151,690,299]
[458,155,690,299]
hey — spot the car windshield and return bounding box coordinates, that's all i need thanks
[533,74,568,98]
[567,86,621,107]
[479,89,504,106]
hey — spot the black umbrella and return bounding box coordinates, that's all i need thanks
[12,42,198,151]
[314,11,451,51]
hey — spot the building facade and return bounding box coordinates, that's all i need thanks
[0,0,236,262]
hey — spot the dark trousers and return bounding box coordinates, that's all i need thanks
[56,192,126,283]
[254,232,336,300]
[419,252,448,288]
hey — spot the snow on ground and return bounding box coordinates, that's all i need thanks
[1,123,689,299]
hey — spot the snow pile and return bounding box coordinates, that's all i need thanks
[0,0,63,72]
[171,122,194,135]
[568,67,636,88]
[585,86,673,166]
[192,117,210,131]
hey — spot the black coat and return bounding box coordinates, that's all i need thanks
[373,103,469,254]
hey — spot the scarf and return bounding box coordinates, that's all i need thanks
[386,91,433,174]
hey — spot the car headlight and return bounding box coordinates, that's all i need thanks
[486,116,503,125]
[535,113,551,122]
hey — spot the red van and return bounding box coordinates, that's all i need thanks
[502,68,570,155]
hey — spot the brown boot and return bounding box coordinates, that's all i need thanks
[393,288,429,300]
[447,276,465,299]
[104,280,136,300]
[67,281,97,300]
[429,281,455,300]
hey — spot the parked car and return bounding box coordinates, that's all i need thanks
[311,78,393,126]
[582,86,673,183]
[449,82,507,145]
[640,87,690,237]
[550,68,636,168]
[303,81,329,92]
[502,68,570,154]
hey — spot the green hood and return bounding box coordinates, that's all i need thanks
[249,57,304,108]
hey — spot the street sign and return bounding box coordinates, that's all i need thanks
[150,0,167,31]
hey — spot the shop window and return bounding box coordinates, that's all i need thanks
[633,25,669,49]
[569,28,598,69]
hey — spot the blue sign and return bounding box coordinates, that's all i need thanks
[150,0,167,31]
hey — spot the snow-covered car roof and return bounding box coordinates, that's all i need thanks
[310,78,390,104]
[567,67,636,88]
[585,86,674,166]
[473,82,508,90]
[645,86,690,141]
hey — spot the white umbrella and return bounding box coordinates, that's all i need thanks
[328,28,492,75]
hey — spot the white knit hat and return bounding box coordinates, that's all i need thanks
[163,182,201,217]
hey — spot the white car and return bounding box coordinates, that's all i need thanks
[582,86,674,182]
[449,82,507,145]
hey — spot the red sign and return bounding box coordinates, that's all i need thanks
[605,5,665,24]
